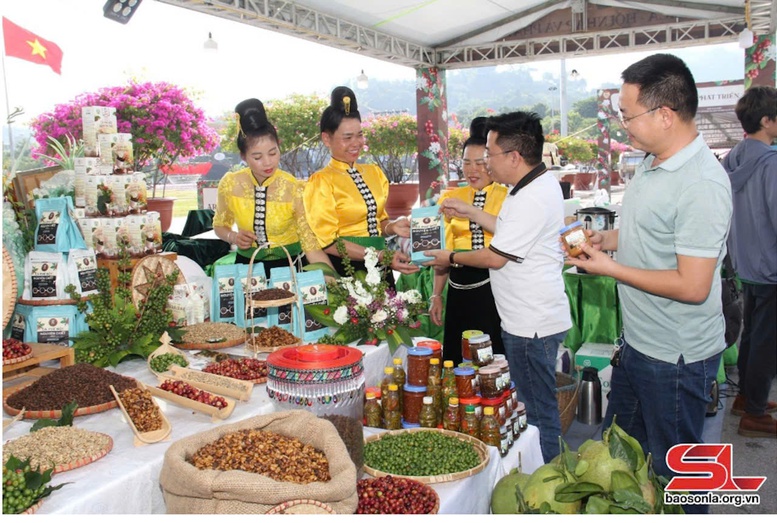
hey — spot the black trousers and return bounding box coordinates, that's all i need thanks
[737,282,777,415]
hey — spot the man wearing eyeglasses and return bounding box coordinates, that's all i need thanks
[565,54,732,513]
[423,111,571,464]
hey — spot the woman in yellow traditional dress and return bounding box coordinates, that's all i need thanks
[429,117,507,364]
[303,86,418,279]
[213,98,333,278]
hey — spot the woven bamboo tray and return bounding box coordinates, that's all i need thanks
[265,499,336,515]
[3,351,33,366]
[147,343,190,378]
[356,477,439,514]
[21,499,43,515]
[168,365,253,401]
[52,432,113,474]
[2,407,26,429]
[363,428,490,484]
[171,322,247,350]
[3,382,122,419]
[149,378,236,421]
[2,246,17,329]
[110,383,172,446]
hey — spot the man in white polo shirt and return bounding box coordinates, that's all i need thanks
[423,111,571,463]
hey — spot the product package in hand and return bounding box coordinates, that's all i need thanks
[410,205,445,264]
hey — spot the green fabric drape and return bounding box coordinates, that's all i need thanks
[340,236,386,250]
[180,209,215,237]
[396,266,446,343]
[237,242,302,262]
[563,268,622,351]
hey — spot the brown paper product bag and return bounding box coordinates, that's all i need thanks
[159,409,357,514]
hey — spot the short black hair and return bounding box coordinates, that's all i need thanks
[320,86,361,134]
[485,111,544,165]
[462,116,487,154]
[234,98,278,155]
[735,85,777,135]
[621,53,698,121]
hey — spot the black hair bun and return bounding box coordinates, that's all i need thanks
[330,86,358,113]
[235,98,268,122]
[469,117,488,139]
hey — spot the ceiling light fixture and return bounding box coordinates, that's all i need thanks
[103,0,143,24]
[357,70,369,89]
[204,32,218,52]
[739,0,754,49]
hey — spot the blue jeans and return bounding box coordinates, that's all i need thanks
[603,339,722,514]
[503,330,567,464]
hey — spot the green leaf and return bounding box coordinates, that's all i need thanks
[395,325,413,347]
[30,419,59,432]
[108,350,130,367]
[612,489,652,514]
[610,470,641,496]
[302,262,339,279]
[554,481,604,502]
[305,304,338,327]
[584,495,613,514]
[609,419,645,470]
[608,428,639,471]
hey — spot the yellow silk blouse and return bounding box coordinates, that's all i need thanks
[303,158,390,247]
[212,167,320,252]
[438,183,508,251]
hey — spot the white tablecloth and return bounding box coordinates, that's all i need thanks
[2,340,543,514]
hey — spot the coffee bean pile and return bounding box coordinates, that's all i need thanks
[149,353,188,374]
[3,426,111,471]
[364,430,481,477]
[118,388,163,433]
[251,288,294,301]
[203,358,268,381]
[356,476,438,514]
[249,326,299,347]
[3,339,32,361]
[189,429,331,484]
[178,322,245,344]
[6,364,136,411]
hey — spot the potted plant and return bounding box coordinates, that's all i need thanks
[362,113,418,220]
[28,134,83,202]
[30,81,220,231]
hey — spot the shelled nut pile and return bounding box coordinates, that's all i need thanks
[3,426,111,470]
[118,387,163,433]
[189,429,330,484]
[174,371,250,394]
[250,326,299,347]
[178,322,245,344]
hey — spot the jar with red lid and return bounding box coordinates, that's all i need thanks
[402,384,427,424]
[459,395,482,420]
[406,346,433,386]
[480,396,504,426]
[478,365,502,399]
[416,339,442,363]
[461,329,482,362]
[469,334,494,367]
[453,366,475,398]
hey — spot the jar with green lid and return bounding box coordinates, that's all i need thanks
[460,404,480,439]
[469,333,494,367]
[364,391,382,428]
[383,384,402,430]
[443,397,460,432]
[479,406,501,448]
[459,395,482,421]
[478,365,502,399]
[461,329,483,362]
[418,396,437,428]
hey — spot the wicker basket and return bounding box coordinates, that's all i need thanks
[556,372,580,434]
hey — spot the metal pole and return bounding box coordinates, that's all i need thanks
[560,58,568,136]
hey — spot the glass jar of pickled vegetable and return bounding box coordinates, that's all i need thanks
[418,396,437,428]
[364,391,382,428]
[478,365,502,399]
[461,329,483,362]
[453,366,475,398]
[402,384,426,425]
[479,406,501,448]
[407,346,433,386]
[459,395,482,421]
[383,384,402,430]
[469,334,494,367]
[460,404,480,439]
[443,397,460,432]
[516,401,528,432]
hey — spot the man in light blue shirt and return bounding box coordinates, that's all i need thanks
[565,53,732,515]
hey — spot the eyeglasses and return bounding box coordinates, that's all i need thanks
[483,149,515,159]
[614,106,676,127]
[462,159,487,168]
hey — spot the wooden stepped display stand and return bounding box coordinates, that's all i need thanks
[2,343,75,399]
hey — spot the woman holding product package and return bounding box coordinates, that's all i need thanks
[429,117,507,364]
[213,98,333,279]
[303,86,418,280]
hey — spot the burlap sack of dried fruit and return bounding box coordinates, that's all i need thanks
[159,409,357,514]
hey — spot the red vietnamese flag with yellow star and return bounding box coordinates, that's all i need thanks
[2,17,62,74]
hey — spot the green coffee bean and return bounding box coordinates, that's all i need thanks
[364,430,480,476]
